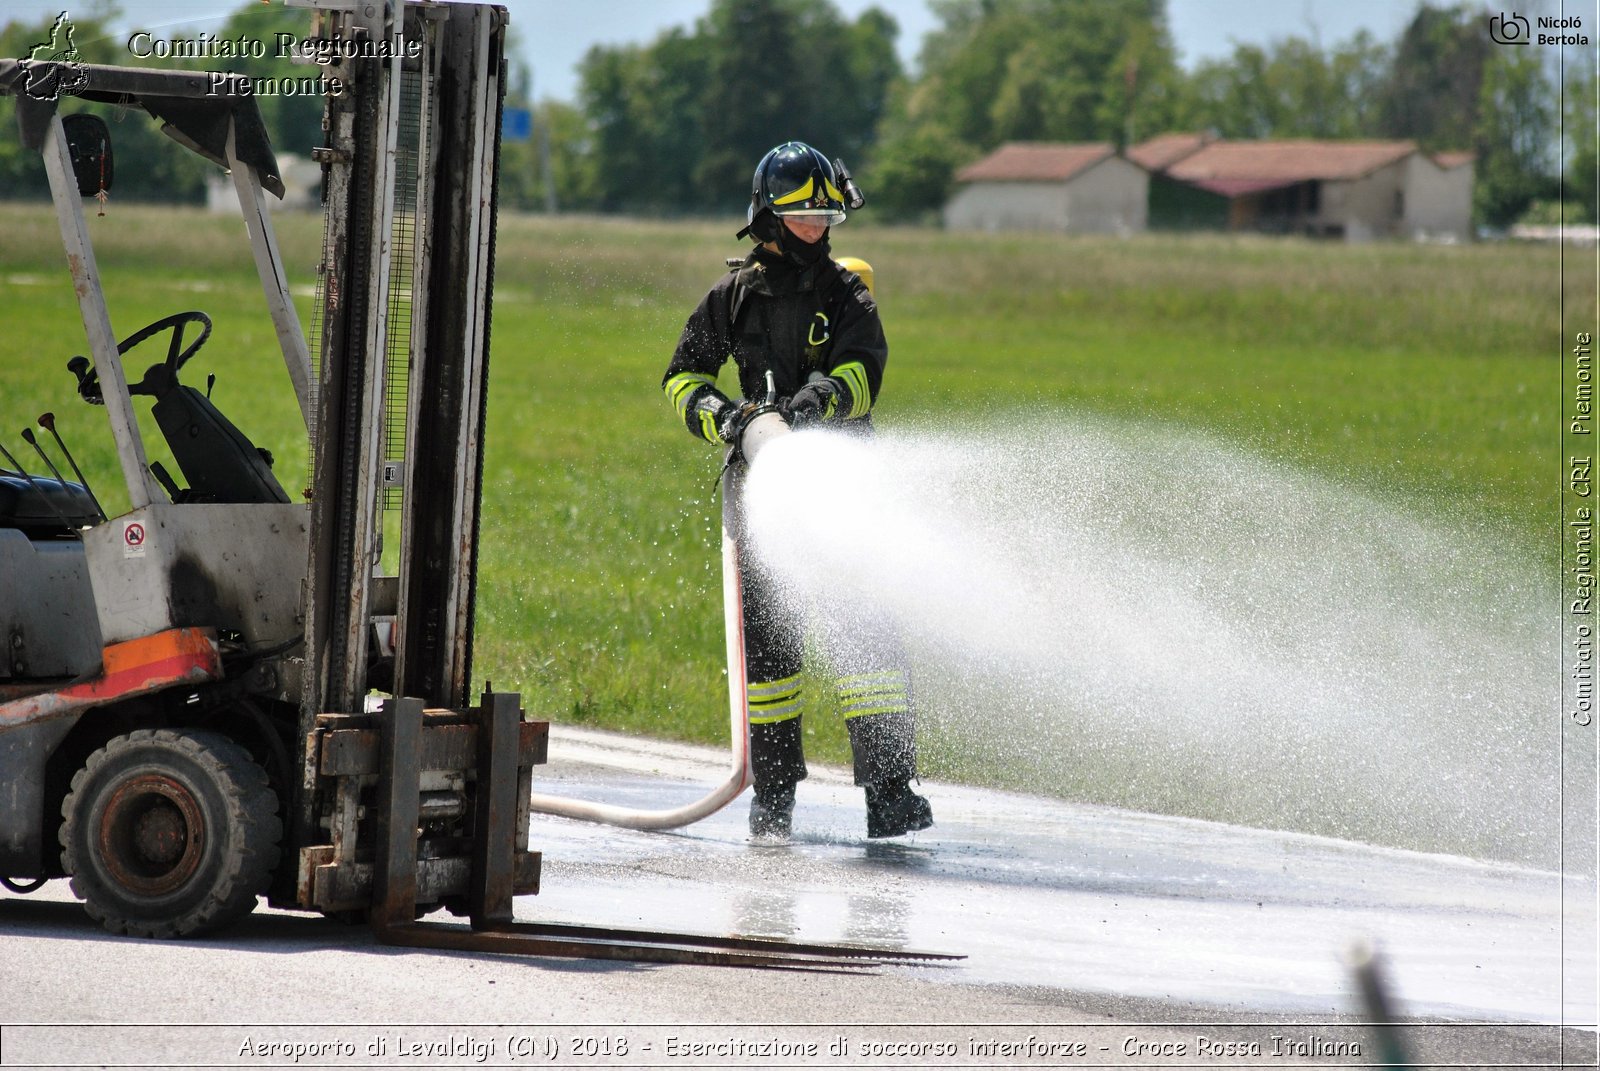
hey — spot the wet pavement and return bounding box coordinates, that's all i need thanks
[527,727,1593,1024]
[1,725,1592,1069]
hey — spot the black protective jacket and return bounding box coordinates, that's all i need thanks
[662,246,888,442]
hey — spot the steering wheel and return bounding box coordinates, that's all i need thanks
[68,310,213,404]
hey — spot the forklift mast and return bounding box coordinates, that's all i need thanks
[292,0,507,874]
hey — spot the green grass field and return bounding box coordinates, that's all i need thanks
[0,202,1575,779]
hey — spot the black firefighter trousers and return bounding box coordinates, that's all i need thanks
[723,464,918,794]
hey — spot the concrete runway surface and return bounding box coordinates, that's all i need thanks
[1,725,1593,1068]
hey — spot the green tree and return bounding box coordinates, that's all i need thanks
[868,0,1182,219]
[1474,47,1559,227]
[861,103,970,222]
[213,3,324,155]
[637,27,714,210]
[574,0,899,216]
[536,99,600,212]
[1186,32,1390,139]
[0,6,210,204]
[835,8,902,160]
[1377,3,1490,151]
[695,0,803,204]
[1563,62,1598,224]
[918,0,1182,144]
[1097,15,1193,147]
[577,44,653,213]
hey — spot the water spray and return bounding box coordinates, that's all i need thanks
[738,415,1558,866]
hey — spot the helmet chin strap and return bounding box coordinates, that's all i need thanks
[736,207,781,243]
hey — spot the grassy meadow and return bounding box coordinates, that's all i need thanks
[0,202,1574,778]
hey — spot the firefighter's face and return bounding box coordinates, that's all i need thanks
[781,216,827,244]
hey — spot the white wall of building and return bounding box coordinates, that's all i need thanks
[1401,155,1474,242]
[1327,160,1406,242]
[205,152,321,214]
[943,157,1148,234]
[1064,156,1148,235]
[944,180,1070,231]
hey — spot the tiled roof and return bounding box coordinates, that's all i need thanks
[955,142,1118,183]
[1431,151,1476,170]
[1164,139,1419,184]
[1126,132,1212,171]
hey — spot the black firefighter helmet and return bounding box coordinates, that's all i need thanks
[738,141,864,242]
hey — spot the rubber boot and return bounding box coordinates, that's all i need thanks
[864,780,933,839]
[748,781,796,840]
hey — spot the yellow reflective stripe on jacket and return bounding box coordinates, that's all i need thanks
[748,674,803,724]
[665,371,715,418]
[697,408,719,443]
[829,361,871,419]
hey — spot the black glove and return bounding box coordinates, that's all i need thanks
[684,387,740,445]
[781,379,841,428]
[716,402,752,445]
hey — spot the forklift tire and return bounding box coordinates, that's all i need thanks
[59,729,281,939]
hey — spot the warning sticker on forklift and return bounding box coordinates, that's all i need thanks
[123,520,147,558]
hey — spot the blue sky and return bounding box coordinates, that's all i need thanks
[11,0,1431,102]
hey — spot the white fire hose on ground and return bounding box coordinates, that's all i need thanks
[526,402,790,831]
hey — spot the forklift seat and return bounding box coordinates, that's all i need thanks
[0,472,99,537]
[152,383,291,505]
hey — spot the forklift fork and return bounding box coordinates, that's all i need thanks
[368,694,960,971]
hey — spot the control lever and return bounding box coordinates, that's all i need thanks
[149,461,182,501]
[21,428,71,491]
[38,413,105,521]
[67,356,104,405]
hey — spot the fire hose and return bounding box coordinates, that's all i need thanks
[527,387,790,830]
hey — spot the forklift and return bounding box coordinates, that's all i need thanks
[0,0,951,970]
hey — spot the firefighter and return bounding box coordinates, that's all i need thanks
[661,141,933,840]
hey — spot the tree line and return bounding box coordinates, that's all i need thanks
[550,0,1591,228]
[1,0,1592,228]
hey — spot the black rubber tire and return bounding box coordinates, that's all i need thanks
[59,729,281,938]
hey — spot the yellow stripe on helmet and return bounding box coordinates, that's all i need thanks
[771,177,815,206]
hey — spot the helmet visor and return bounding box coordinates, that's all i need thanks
[774,206,847,225]
[768,173,847,225]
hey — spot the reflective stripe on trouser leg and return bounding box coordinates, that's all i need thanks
[748,673,802,725]
[838,669,917,786]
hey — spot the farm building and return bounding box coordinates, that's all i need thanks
[1128,135,1474,242]
[943,142,1148,234]
[206,152,322,213]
